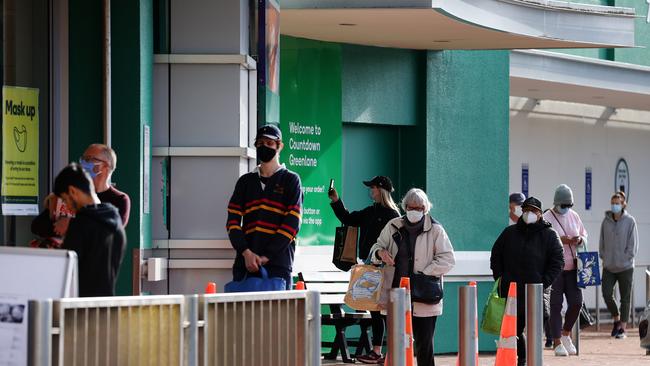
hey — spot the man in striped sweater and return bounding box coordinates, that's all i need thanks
[226,125,303,289]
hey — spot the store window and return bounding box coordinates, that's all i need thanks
[1,0,51,246]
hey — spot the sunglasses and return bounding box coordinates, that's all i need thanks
[560,204,573,209]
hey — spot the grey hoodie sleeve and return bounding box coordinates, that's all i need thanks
[626,217,639,259]
[599,220,605,259]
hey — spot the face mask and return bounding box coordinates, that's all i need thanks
[556,206,569,215]
[524,211,538,224]
[513,206,523,217]
[611,204,622,214]
[406,210,424,223]
[256,145,277,163]
[79,159,99,179]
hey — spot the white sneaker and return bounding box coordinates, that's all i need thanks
[560,335,577,355]
[554,343,569,357]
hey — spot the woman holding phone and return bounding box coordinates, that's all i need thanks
[328,175,400,364]
[542,184,588,357]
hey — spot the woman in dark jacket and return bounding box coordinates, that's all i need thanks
[490,196,564,366]
[329,175,400,364]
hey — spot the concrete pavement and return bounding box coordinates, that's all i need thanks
[325,327,649,365]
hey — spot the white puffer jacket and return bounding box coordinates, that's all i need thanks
[369,215,455,317]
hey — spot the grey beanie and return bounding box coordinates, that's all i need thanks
[553,184,574,205]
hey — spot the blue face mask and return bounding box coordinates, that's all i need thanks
[557,206,569,215]
[611,204,622,214]
[79,159,99,178]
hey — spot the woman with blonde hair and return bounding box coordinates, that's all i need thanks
[329,175,400,364]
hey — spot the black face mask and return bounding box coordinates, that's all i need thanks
[256,145,277,163]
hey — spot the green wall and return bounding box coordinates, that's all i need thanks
[68,0,153,295]
[425,50,510,252]
[342,45,420,126]
[69,0,104,155]
[614,0,650,66]
[341,124,401,211]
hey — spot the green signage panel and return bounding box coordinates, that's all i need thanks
[280,36,342,246]
[2,86,40,216]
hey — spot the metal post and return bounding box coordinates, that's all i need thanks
[388,288,407,366]
[631,278,636,328]
[646,268,650,305]
[306,291,321,366]
[596,285,601,331]
[458,286,478,366]
[185,295,198,366]
[526,284,543,366]
[28,299,53,366]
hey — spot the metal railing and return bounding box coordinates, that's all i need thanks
[28,291,321,366]
[200,291,320,366]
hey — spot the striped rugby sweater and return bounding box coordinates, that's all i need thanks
[226,166,302,277]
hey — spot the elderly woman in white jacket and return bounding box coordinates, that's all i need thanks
[369,188,455,366]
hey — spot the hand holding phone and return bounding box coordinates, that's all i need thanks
[328,179,339,202]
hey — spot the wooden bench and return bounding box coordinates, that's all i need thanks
[298,271,373,363]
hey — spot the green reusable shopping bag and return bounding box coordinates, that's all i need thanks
[480,278,507,335]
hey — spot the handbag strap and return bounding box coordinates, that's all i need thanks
[550,210,577,260]
[259,266,269,279]
[549,210,568,237]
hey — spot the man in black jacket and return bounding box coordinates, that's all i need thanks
[54,163,126,297]
[490,196,564,366]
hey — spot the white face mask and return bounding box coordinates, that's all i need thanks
[513,205,523,218]
[523,211,538,224]
[406,210,424,223]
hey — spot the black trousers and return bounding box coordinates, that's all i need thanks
[412,316,437,366]
[370,311,385,347]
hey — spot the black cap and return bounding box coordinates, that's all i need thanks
[255,124,282,141]
[509,192,525,205]
[363,176,394,192]
[522,196,542,211]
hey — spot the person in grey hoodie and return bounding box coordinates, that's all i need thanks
[600,191,638,339]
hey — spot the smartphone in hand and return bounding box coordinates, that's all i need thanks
[328,179,335,193]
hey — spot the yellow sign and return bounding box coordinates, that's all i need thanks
[2,86,39,215]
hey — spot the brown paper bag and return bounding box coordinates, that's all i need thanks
[344,264,390,311]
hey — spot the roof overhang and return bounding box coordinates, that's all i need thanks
[280,0,636,50]
[510,50,650,111]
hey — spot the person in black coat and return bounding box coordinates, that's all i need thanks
[53,163,126,297]
[328,175,400,364]
[490,196,564,366]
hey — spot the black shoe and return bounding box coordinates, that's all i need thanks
[615,327,627,339]
[356,351,384,364]
[544,338,553,349]
[611,320,621,337]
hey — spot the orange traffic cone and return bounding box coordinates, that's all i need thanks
[295,281,305,290]
[205,282,217,294]
[494,282,517,366]
[400,277,415,366]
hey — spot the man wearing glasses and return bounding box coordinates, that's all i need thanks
[32,144,130,240]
